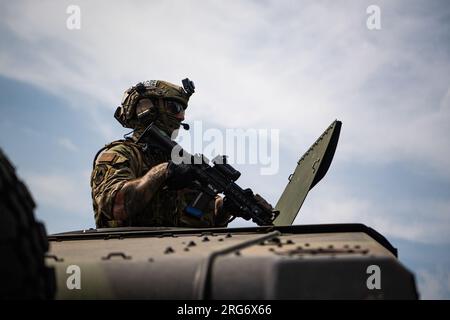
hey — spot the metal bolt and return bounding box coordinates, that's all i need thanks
[164,247,175,254]
[187,240,196,247]
[271,237,281,244]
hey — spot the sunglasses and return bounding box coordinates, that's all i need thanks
[166,101,186,114]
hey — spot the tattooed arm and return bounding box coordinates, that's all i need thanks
[112,162,169,221]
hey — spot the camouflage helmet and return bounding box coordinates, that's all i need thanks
[114,78,195,130]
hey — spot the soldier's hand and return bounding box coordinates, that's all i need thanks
[254,193,274,212]
[214,196,232,227]
[223,191,276,221]
[166,161,206,190]
[254,193,279,223]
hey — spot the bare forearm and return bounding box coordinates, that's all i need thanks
[214,196,231,227]
[113,162,169,221]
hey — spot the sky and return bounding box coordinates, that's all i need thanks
[0,0,449,299]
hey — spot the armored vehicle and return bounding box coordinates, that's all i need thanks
[0,120,418,299]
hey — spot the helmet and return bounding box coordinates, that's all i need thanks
[114,78,195,134]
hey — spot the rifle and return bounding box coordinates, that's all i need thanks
[140,124,278,226]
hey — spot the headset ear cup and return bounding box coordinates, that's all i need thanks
[136,99,155,120]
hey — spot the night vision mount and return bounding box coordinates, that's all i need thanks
[182,78,195,97]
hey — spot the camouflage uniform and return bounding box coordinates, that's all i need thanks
[91,138,217,228]
[91,79,220,228]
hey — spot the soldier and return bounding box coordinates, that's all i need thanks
[90,78,273,228]
[90,79,222,228]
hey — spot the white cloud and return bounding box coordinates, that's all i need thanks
[0,0,448,173]
[22,171,91,216]
[417,266,450,299]
[1,2,450,298]
[57,137,79,152]
[1,0,448,234]
[299,181,450,245]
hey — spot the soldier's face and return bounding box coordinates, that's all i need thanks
[166,101,185,122]
[175,110,185,122]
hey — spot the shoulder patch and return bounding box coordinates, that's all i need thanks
[93,165,107,186]
[98,152,117,163]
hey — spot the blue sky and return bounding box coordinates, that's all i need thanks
[1,0,449,299]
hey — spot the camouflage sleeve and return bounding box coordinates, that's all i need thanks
[90,144,141,227]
